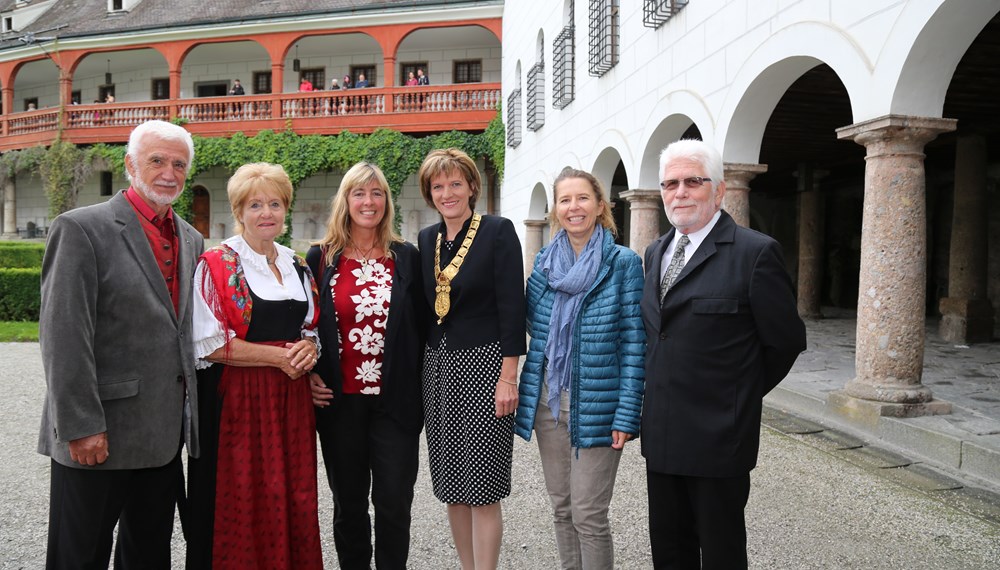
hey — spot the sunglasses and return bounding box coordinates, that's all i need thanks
[659,176,712,192]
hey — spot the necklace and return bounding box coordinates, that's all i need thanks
[265,252,277,266]
[434,213,481,324]
[351,239,377,281]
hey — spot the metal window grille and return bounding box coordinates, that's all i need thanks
[526,62,545,131]
[553,26,575,109]
[589,0,619,77]
[643,0,689,28]
[507,88,522,148]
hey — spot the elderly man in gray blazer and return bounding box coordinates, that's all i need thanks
[38,120,203,569]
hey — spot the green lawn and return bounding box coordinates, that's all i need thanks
[0,321,39,342]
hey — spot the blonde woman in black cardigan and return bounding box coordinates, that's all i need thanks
[307,162,427,569]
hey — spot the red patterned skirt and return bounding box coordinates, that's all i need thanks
[212,360,322,569]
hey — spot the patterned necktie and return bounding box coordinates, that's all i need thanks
[659,234,690,303]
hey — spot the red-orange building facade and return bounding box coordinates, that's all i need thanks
[0,0,502,243]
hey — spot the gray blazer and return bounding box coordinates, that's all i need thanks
[38,191,204,470]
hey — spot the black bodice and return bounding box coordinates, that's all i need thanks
[245,267,309,343]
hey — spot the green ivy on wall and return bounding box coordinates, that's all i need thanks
[6,110,505,244]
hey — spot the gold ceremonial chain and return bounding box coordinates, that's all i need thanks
[434,213,482,324]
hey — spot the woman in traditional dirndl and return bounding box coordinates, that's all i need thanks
[187,162,323,569]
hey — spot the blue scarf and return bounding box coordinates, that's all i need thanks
[538,225,604,423]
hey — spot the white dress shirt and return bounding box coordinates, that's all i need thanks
[659,210,723,282]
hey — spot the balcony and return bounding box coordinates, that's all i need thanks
[0,83,501,151]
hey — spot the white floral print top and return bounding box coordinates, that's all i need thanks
[331,254,394,394]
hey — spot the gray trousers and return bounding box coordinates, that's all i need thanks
[534,384,623,570]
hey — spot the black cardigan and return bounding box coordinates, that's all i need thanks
[417,214,526,357]
[305,241,427,433]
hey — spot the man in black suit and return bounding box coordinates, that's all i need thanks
[640,139,806,569]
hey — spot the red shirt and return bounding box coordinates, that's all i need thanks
[331,255,395,394]
[124,188,180,316]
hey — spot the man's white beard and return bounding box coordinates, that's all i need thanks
[133,177,182,205]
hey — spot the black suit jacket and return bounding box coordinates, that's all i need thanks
[417,214,526,357]
[640,211,806,477]
[306,241,427,433]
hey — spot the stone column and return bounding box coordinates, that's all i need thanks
[722,163,767,227]
[620,189,662,258]
[796,165,827,319]
[523,219,549,277]
[2,178,16,237]
[832,115,956,418]
[940,134,994,343]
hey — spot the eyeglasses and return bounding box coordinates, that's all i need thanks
[659,176,712,192]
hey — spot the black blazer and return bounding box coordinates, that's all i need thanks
[417,214,526,356]
[639,211,806,477]
[306,241,427,433]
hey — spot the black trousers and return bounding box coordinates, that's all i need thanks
[316,394,420,570]
[647,470,751,570]
[184,363,223,570]
[46,451,183,570]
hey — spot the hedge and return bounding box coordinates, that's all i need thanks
[0,268,41,321]
[0,242,45,268]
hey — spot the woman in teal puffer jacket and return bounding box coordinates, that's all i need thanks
[514,167,645,569]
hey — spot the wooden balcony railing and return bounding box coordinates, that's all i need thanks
[0,83,501,151]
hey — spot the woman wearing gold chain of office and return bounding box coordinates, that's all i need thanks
[417,148,526,570]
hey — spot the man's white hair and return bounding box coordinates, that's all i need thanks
[658,139,725,191]
[125,120,195,182]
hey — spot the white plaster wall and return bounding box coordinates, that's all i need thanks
[10,173,46,231]
[499,0,984,247]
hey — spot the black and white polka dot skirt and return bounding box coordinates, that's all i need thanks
[422,336,514,506]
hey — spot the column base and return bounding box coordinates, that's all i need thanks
[939,298,994,344]
[797,306,823,320]
[828,390,952,425]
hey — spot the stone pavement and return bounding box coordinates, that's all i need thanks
[767,309,1000,490]
[3,336,1000,568]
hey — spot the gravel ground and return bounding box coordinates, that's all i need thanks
[2,341,999,569]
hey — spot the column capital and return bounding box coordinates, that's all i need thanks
[836,114,957,153]
[721,164,765,228]
[723,162,768,175]
[792,167,830,190]
[723,163,768,187]
[619,188,661,206]
[523,218,549,230]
